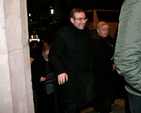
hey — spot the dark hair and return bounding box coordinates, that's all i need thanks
[70,8,85,18]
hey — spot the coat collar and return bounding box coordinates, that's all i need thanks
[68,22,84,34]
[91,29,104,39]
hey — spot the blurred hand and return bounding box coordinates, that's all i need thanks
[40,76,46,82]
[112,64,116,71]
[58,73,68,85]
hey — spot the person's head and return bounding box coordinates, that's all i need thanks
[41,46,50,60]
[32,31,36,35]
[97,21,110,38]
[30,42,37,49]
[43,40,49,47]
[70,8,88,30]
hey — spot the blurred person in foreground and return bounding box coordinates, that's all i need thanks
[91,21,115,113]
[114,0,141,113]
[49,8,96,113]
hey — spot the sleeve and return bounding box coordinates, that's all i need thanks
[31,60,41,86]
[114,0,141,92]
[49,33,66,76]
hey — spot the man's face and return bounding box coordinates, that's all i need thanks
[32,43,37,49]
[42,50,49,59]
[70,12,87,30]
[97,25,110,38]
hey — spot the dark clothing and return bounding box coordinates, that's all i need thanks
[31,56,54,113]
[91,29,114,112]
[49,23,96,104]
[31,56,53,87]
[30,48,38,59]
[29,41,38,59]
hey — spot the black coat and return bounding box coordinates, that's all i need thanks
[49,23,96,103]
[31,56,53,95]
[31,56,55,113]
[91,29,114,100]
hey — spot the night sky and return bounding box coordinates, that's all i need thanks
[27,0,124,13]
[27,0,124,37]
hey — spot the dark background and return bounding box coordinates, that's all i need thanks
[27,0,124,41]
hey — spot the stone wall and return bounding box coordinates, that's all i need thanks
[0,0,34,113]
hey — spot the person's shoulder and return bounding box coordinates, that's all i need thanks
[107,35,114,43]
[91,29,96,32]
[56,26,68,34]
[84,26,90,31]
[82,26,90,33]
[91,29,99,39]
[81,27,91,36]
[55,26,70,39]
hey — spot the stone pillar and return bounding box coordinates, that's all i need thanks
[0,0,34,113]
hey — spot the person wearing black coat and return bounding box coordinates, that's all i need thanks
[49,8,96,113]
[91,21,115,113]
[31,46,55,113]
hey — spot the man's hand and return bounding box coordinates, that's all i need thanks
[112,64,116,71]
[58,73,68,85]
[40,77,46,82]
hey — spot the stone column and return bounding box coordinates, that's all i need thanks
[0,0,34,113]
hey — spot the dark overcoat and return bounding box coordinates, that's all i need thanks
[31,56,53,94]
[91,29,114,100]
[31,56,55,113]
[49,23,96,103]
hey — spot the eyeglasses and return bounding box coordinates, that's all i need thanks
[73,17,88,21]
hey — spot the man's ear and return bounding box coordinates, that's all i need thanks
[70,18,74,23]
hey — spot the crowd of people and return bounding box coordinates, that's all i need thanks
[29,1,141,112]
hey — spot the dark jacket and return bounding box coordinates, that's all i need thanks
[114,0,141,97]
[91,29,114,100]
[49,23,96,103]
[31,56,53,94]
[31,55,55,113]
